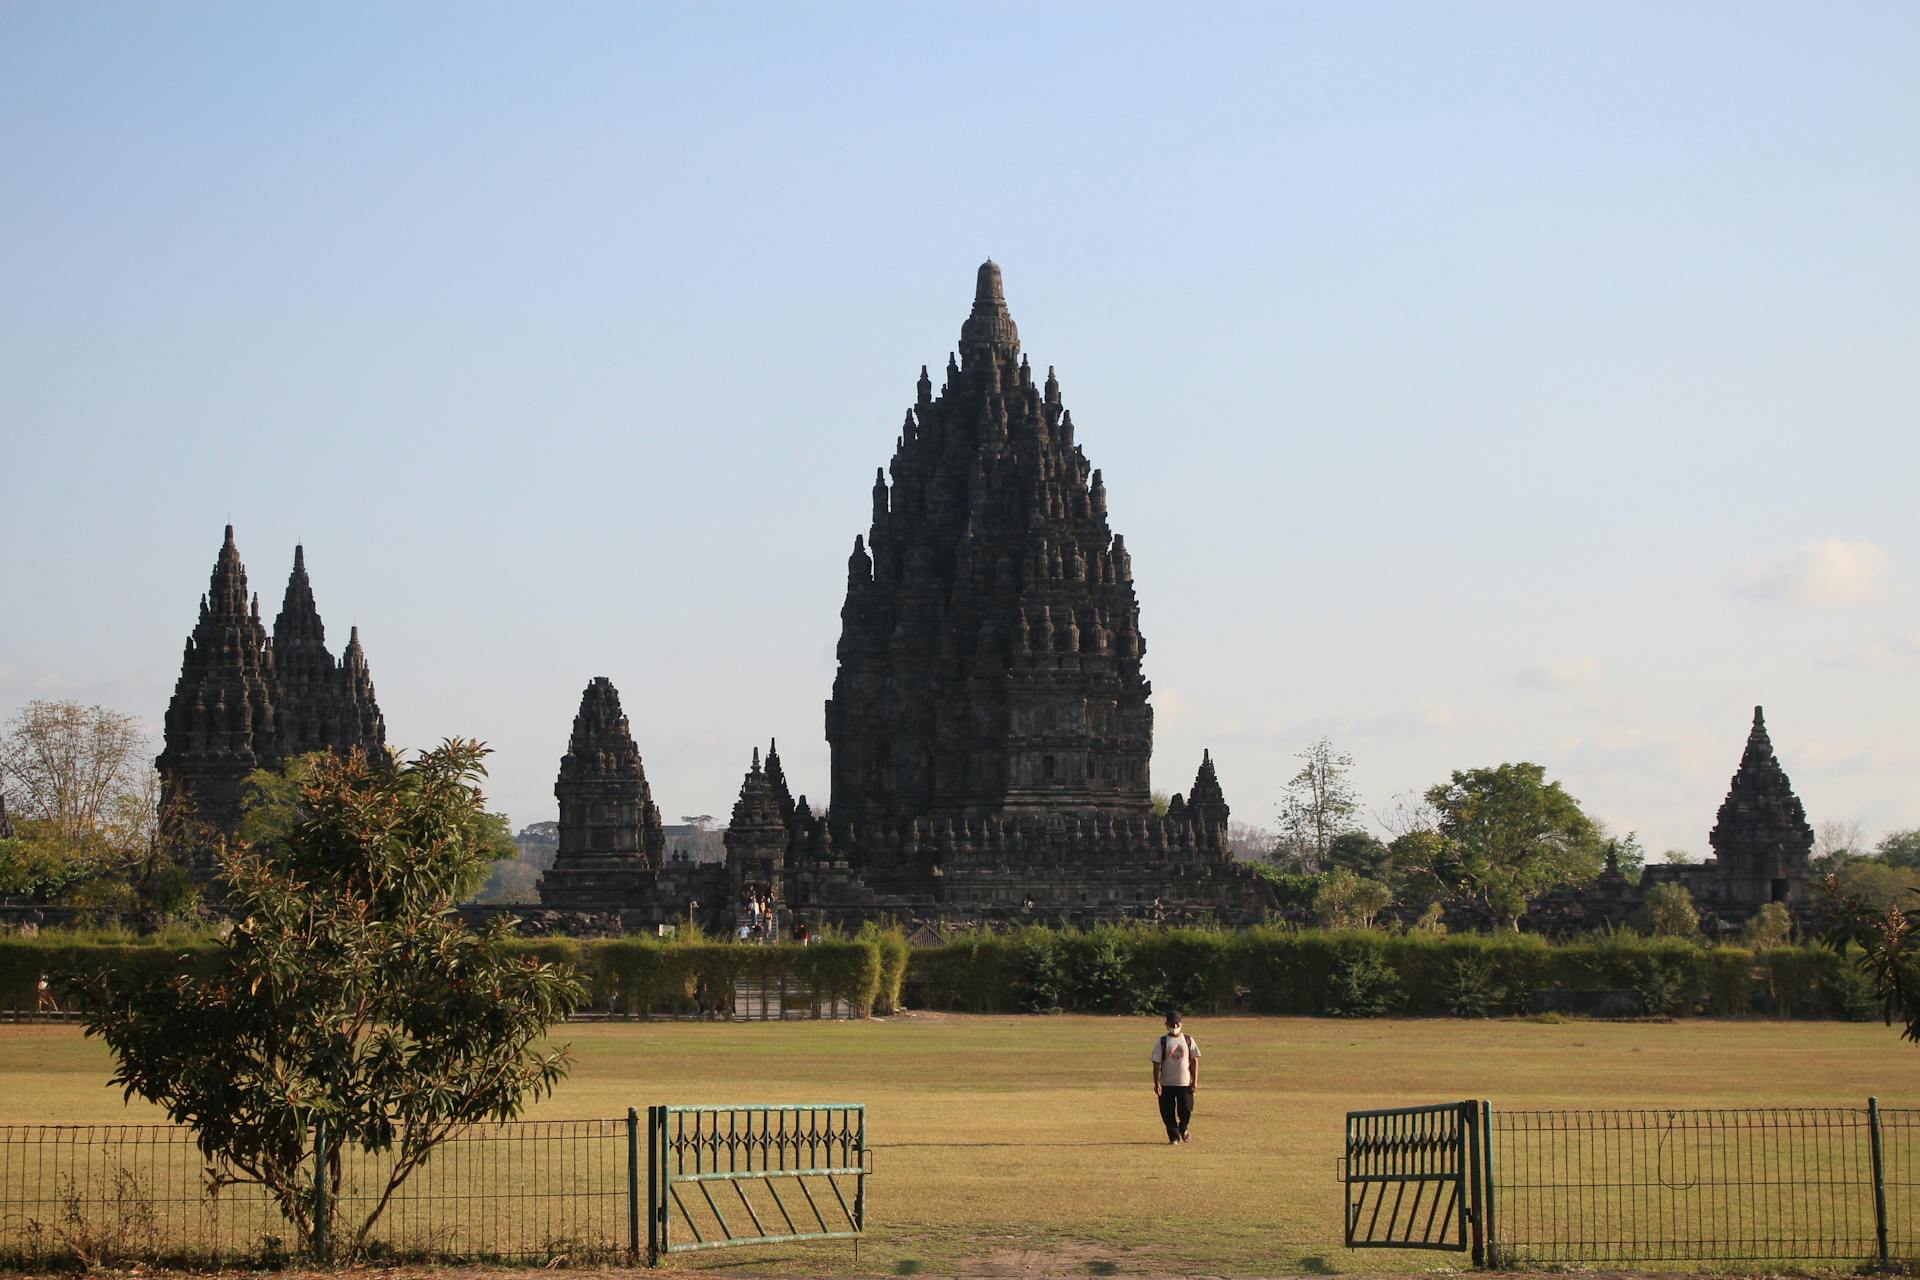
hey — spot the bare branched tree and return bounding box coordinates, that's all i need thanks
[1375,790,1440,841]
[0,701,148,848]
[1817,819,1870,864]
[1274,738,1359,870]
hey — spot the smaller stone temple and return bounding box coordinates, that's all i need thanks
[1527,705,1817,933]
[1647,705,1815,918]
[534,677,667,910]
[156,527,386,875]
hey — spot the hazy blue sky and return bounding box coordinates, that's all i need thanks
[3,3,1915,854]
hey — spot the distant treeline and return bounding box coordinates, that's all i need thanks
[4,924,1878,1023]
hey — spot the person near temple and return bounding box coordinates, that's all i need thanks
[1149,1010,1200,1145]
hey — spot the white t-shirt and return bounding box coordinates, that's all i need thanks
[1150,1032,1199,1087]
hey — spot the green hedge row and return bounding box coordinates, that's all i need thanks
[900,925,1881,1020]
[501,937,887,1018]
[3,926,1877,1022]
[1,935,890,1020]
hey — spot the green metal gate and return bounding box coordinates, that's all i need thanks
[645,1103,867,1266]
[1342,1100,1488,1262]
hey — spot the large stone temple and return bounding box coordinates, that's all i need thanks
[156,526,384,873]
[535,263,1274,931]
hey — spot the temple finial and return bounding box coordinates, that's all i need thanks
[975,259,1003,302]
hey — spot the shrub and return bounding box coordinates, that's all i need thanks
[1441,953,1502,1018]
[1326,940,1401,1017]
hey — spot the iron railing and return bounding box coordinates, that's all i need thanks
[1345,1098,1920,1267]
[1490,1106,1883,1264]
[1342,1101,1482,1255]
[647,1103,867,1264]
[0,1108,865,1267]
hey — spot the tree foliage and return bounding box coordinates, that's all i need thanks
[1876,829,1920,871]
[1635,881,1700,940]
[68,741,584,1258]
[0,701,197,914]
[1400,762,1602,929]
[1742,901,1793,951]
[1312,867,1394,929]
[1824,873,1920,1043]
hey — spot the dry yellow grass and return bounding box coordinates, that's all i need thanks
[0,1014,1910,1274]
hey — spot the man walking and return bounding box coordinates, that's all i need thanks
[1150,1010,1200,1144]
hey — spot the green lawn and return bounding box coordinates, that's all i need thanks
[0,1015,1912,1274]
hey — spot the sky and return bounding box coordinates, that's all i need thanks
[2,3,1916,856]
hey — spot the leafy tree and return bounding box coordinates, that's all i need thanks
[244,752,514,901]
[1248,863,1324,919]
[1742,901,1793,951]
[1824,874,1920,1043]
[1326,830,1393,881]
[1634,882,1700,940]
[0,701,197,915]
[1877,829,1920,871]
[68,741,583,1258]
[1312,867,1393,929]
[1825,859,1920,912]
[1399,762,1603,930]
[1274,738,1359,870]
[0,822,93,900]
[1601,833,1645,883]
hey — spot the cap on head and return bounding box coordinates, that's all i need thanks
[1164,1010,1182,1027]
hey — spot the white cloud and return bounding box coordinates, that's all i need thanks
[1556,725,1721,780]
[1741,539,1889,607]
[1517,655,1603,689]
[1852,629,1920,667]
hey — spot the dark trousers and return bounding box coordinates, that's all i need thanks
[1157,1085,1193,1140]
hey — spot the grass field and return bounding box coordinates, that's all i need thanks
[1,1014,1914,1274]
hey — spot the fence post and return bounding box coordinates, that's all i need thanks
[646,1105,662,1267]
[1479,1099,1497,1268]
[312,1115,329,1263]
[1464,1101,1484,1266]
[627,1107,642,1261]
[855,1105,867,1233]
[1869,1096,1890,1267]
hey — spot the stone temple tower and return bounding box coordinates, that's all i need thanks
[157,528,385,871]
[157,527,286,849]
[826,260,1154,835]
[724,747,789,912]
[272,545,386,759]
[1708,706,1815,910]
[538,677,666,909]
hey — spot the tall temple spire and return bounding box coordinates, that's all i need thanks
[159,529,386,879]
[538,676,666,909]
[1709,705,1814,910]
[826,261,1154,836]
[725,744,789,909]
[157,526,281,862]
[270,546,385,758]
[272,544,331,754]
[958,258,1019,368]
[764,737,798,832]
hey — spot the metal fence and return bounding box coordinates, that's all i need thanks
[648,1103,867,1264]
[0,1108,864,1268]
[1345,1098,1920,1267]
